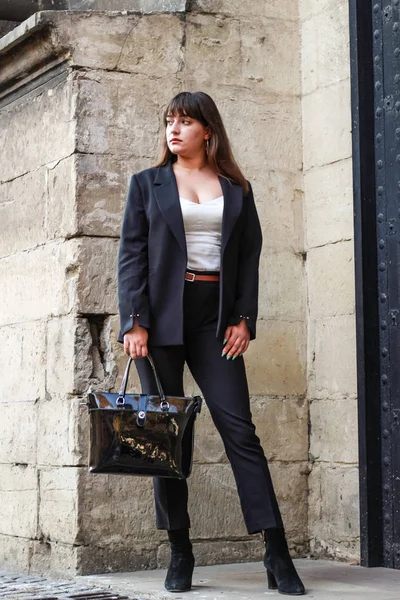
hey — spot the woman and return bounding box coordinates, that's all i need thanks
[117,91,305,596]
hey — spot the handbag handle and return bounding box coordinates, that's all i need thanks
[117,353,167,405]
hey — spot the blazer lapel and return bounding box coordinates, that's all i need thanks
[153,160,243,260]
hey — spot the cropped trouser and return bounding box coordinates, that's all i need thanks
[134,271,284,535]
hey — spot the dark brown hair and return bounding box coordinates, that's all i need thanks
[154,91,249,194]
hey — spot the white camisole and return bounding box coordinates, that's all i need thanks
[179,195,224,271]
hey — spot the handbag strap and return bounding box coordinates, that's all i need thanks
[117,354,166,402]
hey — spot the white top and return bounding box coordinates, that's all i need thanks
[179,195,224,271]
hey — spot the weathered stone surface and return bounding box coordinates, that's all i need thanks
[307,241,355,319]
[185,14,300,97]
[0,534,32,573]
[304,158,353,249]
[252,397,308,462]
[310,398,358,463]
[75,70,176,157]
[299,0,335,21]
[0,241,79,326]
[0,76,75,182]
[76,237,119,315]
[308,314,357,401]
[30,540,79,578]
[245,320,306,397]
[188,464,248,538]
[0,401,37,464]
[251,170,303,253]
[76,469,161,546]
[269,461,309,539]
[259,250,305,322]
[193,0,299,21]
[302,78,352,171]
[0,322,46,403]
[157,538,264,568]
[301,0,350,95]
[39,467,79,544]
[46,316,92,395]
[37,395,88,467]
[77,542,158,576]
[0,465,38,538]
[308,464,360,560]
[51,13,185,75]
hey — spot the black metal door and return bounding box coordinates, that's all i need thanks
[350,0,400,568]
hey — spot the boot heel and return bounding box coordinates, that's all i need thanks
[266,568,278,590]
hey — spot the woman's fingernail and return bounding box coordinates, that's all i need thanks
[226,355,231,360]
[232,355,237,360]
[221,351,226,357]
[223,339,227,345]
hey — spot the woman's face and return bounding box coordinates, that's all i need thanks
[165,112,209,157]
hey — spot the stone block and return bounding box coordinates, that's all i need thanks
[46,316,100,396]
[0,401,37,464]
[308,314,357,400]
[46,154,77,240]
[53,13,184,75]
[188,464,248,538]
[307,241,355,319]
[193,0,299,20]
[77,543,158,575]
[157,538,263,568]
[0,321,46,403]
[75,70,176,157]
[304,158,354,249]
[193,404,228,464]
[0,464,38,538]
[299,0,336,21]
[308,464,360,559]
[0,240,79,327]
[76,237,119,315]
[269,461,309,539]
[310,398,358,463]
[39,467,79,545]
[251,170,303,253]
[37,395,88,467]
[301,0,350,95]
[0,168,46,258]
[197,92,302,174]
[259,250,306,322]
[76,469,161,546]
[30,539,78,578]
[252,397,308,462]
[0,534,33,573]
[0,75,75,182]
[302,78,352,171]
[240,18,300,96]
[245,320,306,397]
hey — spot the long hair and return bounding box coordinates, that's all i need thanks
[153,91,249,194]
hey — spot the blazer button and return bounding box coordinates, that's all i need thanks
[129,314,133,317]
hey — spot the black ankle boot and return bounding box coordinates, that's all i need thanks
[262,527,305,596]
[164,528,195,592]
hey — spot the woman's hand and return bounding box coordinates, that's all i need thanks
[222,319,250,360]
[123,319,149,359]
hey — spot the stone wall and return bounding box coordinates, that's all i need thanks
[300,0,359,560]
[0,5,307,576]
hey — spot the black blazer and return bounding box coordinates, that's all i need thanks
[117,159,262,346]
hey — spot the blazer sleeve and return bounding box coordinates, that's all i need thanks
[117,174,151,339]
[227,181,263,340]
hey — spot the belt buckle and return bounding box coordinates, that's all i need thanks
[185,272,196,282]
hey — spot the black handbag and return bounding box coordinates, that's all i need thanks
[83,354,202,478]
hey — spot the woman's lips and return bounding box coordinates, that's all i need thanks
[170,139,182,143]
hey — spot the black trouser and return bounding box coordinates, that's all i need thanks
[134,271,284,535]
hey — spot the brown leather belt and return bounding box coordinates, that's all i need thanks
[185,271,220,282]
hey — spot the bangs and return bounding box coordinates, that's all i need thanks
[164,92,208,126]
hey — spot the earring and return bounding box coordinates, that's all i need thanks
[206,138,210,155]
